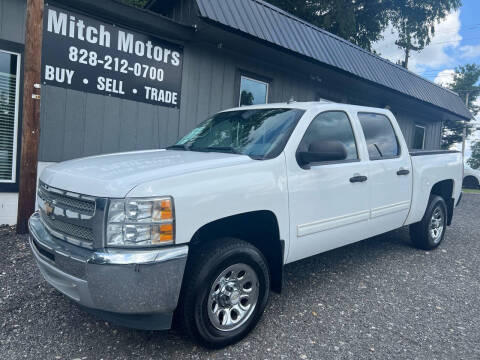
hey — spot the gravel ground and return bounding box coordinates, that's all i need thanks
[1,194,479,360]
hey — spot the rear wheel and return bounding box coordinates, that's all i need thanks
[409,195,447,250]
[177,238,270,348]
[463,176,479,189]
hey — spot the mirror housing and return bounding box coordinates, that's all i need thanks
[298,140,347,166]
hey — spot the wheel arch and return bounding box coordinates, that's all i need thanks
[188,210,284,293]
[430,179,454,225]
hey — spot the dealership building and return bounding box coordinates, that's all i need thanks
[0,0,472,224]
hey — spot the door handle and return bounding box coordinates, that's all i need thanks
[397,169,410,176]
[350,175,368,183]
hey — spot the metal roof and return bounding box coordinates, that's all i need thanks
[195,0,472,119]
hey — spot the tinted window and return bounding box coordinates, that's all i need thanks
[358,113,399,159]
[413,125,425,149]
[298,111,358,161]
[239,76,268,106]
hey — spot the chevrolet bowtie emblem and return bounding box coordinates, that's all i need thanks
[45,201,55,217]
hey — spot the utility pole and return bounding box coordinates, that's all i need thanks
[16,0,44,234]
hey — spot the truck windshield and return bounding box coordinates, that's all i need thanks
[171,108,305,159]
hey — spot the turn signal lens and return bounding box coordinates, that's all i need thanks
[152,223,174,244]
[153,199,173,221]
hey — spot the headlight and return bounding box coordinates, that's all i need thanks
[106,197,174,247]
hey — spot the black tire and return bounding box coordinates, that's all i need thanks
[463,176,480,189]
[409,195,448,250]
[176,237,270,348]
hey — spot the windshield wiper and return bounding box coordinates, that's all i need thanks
[194,146,241,154]
[166,144,190,151]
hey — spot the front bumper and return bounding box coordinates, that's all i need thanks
[28,212,188,330]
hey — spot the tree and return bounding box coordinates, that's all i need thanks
[240,91,254,106]
[266,0,390,51]
[387,0,461,69]
[267,1,462,65]
[467,141,480,169]
[442,64,480,149]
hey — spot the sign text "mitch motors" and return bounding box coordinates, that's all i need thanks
[47,8,181,67]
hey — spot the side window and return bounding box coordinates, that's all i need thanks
[298,111,358,162]
[413,125,426,149]
[358,113,400,160]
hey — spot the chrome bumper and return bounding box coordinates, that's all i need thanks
[28,212,188,329]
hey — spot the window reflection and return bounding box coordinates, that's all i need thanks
[413,125,425,149]
[358,113,400,159]
[299,111,358,161]
[239,76,268,106]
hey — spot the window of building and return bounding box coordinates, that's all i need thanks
[358,112,400,160]
[298,111,358,162]
[239,76,268,106]
[0,49,20,184]
[413,125,426,149]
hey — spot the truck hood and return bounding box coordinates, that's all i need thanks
[40,149,253,198]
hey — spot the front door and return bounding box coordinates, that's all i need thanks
[287,110,371,263]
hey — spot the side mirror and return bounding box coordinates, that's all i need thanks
[298,140,347,166]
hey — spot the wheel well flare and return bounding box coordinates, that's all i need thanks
[190,211,284,293]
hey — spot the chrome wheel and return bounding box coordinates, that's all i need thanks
[207,263,259,332]
[430,206,445,244]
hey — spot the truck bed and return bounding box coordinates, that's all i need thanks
[405,150,463,226]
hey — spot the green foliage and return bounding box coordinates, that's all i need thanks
[266,0,390,51]
[387,0,462,68]
[441,64,480,149]
[240,91,254,106]
[467,141,480,169]
[450,64,480,116]
[266,0,461,63]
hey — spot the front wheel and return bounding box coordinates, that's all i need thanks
[409,195,447,250]
[177,238,270,348]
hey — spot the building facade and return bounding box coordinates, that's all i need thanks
[0,0,471,224]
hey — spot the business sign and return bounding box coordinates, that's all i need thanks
[41,4,183,108]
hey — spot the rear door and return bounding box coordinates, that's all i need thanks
[357,112,412,236]
[286,110,371,263]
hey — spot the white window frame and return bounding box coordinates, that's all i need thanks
[413,124,426,150]
[0,49,21,183]
[238,75,269,106]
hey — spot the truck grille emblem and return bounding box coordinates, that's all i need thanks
[45,201,55,218]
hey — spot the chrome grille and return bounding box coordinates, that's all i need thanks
[37,182,98,249]
[38,186,95,215]
[40,211,95,243]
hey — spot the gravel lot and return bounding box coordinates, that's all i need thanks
[1,194,479,360]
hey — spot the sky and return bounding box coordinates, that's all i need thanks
[372,0,480,161]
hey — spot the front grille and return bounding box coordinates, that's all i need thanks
[38,182,98,248]
[38,186,95,216]
[40,211,95,243]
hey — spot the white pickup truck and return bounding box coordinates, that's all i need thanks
[29,102,463,348]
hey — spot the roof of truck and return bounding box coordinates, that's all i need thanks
[222,101,393,114]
